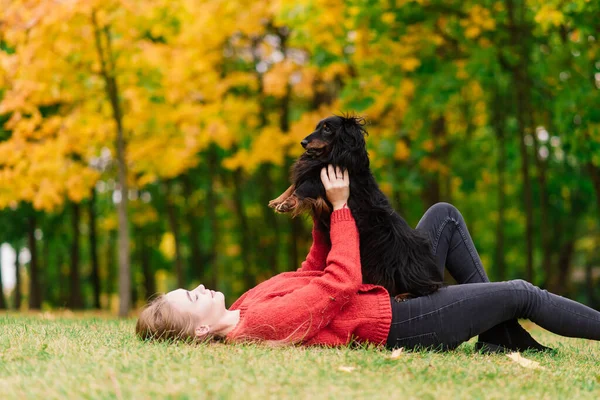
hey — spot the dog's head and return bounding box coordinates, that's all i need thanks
[300,115,369,171]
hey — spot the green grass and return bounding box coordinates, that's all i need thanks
[1,314,599,399]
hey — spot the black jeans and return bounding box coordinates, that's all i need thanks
[386,202,600,350]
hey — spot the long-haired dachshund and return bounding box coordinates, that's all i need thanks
[269,115,442,297]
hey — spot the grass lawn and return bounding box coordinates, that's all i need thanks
[1,313,599,399]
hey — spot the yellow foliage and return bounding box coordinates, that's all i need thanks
[394,141,410,161]
[465,26,481,39]
[379,182,393,197]
[421,139,435,153]
[455,60,469,80]
[159,232,176,261]
[264,61,295,98]
[460,5,496,39]
[399,79,416,98]
[131,203,159,227]
[535,5,564,31]
[381,12,395,25]
[420,157,441,173]
[401,57,421,72]
[225,243,241,257]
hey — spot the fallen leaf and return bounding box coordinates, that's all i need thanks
[388,347,404,360]
[506,352,545,370]
[338,366,356,373]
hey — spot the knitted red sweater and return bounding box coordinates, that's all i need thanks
[226,208,392,346]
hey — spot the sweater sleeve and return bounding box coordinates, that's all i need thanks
[297,223,331,272]
[231,209,361,342]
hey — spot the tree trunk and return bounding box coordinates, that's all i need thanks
[493,89,507,281]
[289,218,303,271]
[0,249,6,309]
[588,163,600,216]
[258,164,280,275]
[422,116,445,207]
[139,228,156,300]
[205,145,219,288]
[57,250,67,307]
[165,181,185,289]
[531,128,552,286]
[92,13,130,316]
[182,174,204,282]
[27,214,41,309]
[507,0,534,282]
[554,239,575,296]
[14,248,21,310]
[250,36,280,277]
[106,230,117,311]
[89,189,101,309]
[585,259,596,308]
[231,167,254,289]
[40,238,54,306]
[69,202,83,309]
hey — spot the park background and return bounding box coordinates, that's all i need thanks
[0,0,599,317]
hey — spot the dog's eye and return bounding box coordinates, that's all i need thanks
[323,125,332,135]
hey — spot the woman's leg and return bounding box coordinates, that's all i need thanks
[416,202,492,283]
[415,202,549,351]
[387,280,600,350]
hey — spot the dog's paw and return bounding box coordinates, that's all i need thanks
[268,199,282,209]
[275,197,298,213]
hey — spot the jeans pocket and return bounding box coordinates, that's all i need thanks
[393,332,440,351]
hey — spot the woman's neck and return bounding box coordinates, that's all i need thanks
[213,309,241,336]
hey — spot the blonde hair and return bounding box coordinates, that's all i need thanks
[135,295,200,342]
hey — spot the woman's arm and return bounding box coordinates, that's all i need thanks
[234,166,356,342]
[298,165,348,272]
[237,208,361,342]
[296,222,330,272]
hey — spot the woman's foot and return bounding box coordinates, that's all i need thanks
[477,320,554,353]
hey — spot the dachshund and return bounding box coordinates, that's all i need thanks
[269,115,442,297]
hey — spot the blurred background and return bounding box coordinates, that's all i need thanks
[0,0,598,316]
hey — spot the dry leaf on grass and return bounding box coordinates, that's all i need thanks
[338,366,356,373]
[506,352,545,370]
[388,347,404,360]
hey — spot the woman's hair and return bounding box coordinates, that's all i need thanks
[135,295,200,342]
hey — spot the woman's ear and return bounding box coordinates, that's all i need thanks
[194,325,210,338]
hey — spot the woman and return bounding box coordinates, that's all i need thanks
[136,166,600,350]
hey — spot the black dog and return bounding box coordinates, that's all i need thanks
[269,115,442,297]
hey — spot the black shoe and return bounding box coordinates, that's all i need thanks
[475,340,555,354]
[478,320,554,353]
[474,341,510,354]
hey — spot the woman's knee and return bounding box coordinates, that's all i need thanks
[426,202,462,221]
[507,279,543,317]
[510,279,536,292]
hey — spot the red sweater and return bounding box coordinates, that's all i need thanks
[226,208,392,346]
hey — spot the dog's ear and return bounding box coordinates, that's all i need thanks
[331,115,369,171]
[338,116,367,150]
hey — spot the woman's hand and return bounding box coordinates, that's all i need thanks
[320,165,350,211]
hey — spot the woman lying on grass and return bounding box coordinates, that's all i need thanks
[136,165,600,351]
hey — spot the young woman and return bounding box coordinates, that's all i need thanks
[136,166,600,350]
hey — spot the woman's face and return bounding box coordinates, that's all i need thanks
[165,284,228,326]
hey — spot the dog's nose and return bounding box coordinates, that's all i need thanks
[301,139,308,148]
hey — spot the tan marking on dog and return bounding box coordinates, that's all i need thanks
[306,139,327,150]
[275,194,298,214]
